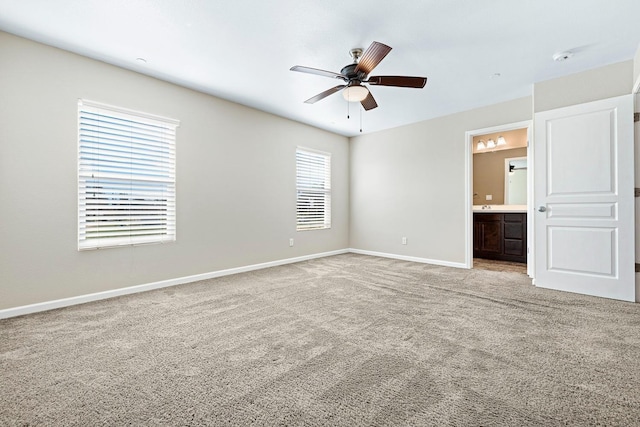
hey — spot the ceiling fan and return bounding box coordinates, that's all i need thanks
[290,41,427,111]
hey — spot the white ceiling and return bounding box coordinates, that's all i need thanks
[1,0,639,137]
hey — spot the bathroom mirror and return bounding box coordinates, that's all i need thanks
[504,157,527,205]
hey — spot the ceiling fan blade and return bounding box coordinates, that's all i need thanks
[304,85,347,104]
[360,91,378,111]
[354,41,392,75]
[290,66,345,80]
[367,76,427,88]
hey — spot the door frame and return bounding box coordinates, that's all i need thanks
[464,120,534,276]
[633,75,640,302]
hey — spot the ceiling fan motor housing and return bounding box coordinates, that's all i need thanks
[340,63,366,83]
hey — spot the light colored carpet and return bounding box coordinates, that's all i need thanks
[1,253,640,426]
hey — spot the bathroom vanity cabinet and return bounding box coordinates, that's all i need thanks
[473,212,527,263]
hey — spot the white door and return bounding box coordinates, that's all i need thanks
[534,94,635,301]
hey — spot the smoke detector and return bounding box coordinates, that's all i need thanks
[553,51,573,62]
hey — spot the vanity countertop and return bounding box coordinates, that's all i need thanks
[473,205,527,213]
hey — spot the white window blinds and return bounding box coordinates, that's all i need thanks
[78,100,179,250]
[296,147,331,231]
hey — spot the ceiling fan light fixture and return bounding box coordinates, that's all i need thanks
[343,85,369,102]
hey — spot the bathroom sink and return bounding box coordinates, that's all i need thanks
[472,205,527,213]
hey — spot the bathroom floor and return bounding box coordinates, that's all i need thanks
[473,258,527,275]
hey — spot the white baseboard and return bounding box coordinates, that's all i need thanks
[348,248,467,269]
[0,248,466,319]
[0,249,349,320]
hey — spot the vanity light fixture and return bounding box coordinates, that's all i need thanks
[477,136,507,151]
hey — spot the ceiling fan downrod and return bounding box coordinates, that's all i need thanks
[349,48,363,63]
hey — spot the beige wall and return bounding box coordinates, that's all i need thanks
[349,97,532,264]
[472,127,528,205]
[349,61,635,268]
[1,30,637,311]
[0,32,349,310]
[533,61,633,112]
[474,147,527,205]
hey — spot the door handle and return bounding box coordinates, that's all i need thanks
[538,206,547,212]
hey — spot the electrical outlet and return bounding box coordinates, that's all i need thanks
[289,238,294,247]
[402,237,407,245]
[486,194,493,201]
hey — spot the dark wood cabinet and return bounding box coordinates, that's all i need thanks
[474,212,527,263]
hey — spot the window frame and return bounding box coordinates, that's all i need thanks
[77,99,179,250]
[296,147,332,231]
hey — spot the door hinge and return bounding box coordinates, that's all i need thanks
[636,263,640,273]
[635,112,639,122]
[635,188,640,198]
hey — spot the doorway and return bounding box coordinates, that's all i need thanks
[464,120,533,277]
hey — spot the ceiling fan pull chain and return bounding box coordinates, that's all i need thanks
[360,106,363,133]
[347,100,350,119]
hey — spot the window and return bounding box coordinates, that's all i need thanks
[78,100,179,250]
[296,147,331,231]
